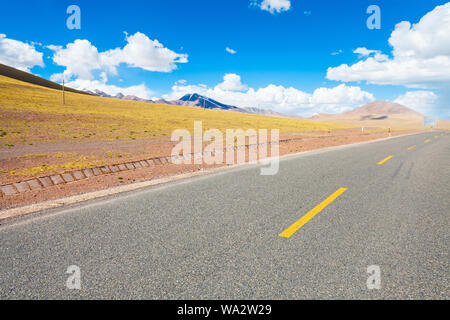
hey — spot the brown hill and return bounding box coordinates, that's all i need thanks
[436,120,450,130]
[310,101,424,129]
[0,63,90,95]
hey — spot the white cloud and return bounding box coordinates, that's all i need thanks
[327,3,450,88]
[163,74,375,116]
[49,32,188,80]
[226,47,237,54]
[310,84,374,107]
[112,32,188,72]
[253,0,291,14]
[215,73,248,91]
[46,45,62,51]
[352,47,389,62]
[331,49,343,56]
[51,39,102,80]
[394,91,439,114]
[0,34,44,72]
[353,47,377,57]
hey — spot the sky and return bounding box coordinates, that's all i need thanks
[0,0,449,119]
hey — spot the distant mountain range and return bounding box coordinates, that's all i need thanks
[85,89,424,128]
[82,89,151,102]
[85,89,299,118]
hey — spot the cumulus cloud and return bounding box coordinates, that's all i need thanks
[215,73,248,91]
[49,32,188,81]
[0,34,44,72]
[226,47,237,54]
[50,39,102,80]
[110,32,188,72]
[394,91,439,114]
[252,0,291,14]
[163,74,375,116]
[327,3,450,88]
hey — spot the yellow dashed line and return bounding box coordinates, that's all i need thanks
[279,188,347,238]
[408,145,417,150]
[425,139,431,143]
[378,155,393,165]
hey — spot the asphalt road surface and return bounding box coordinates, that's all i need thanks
[1,131,448,299]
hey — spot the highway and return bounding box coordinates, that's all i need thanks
[0,131,448,299]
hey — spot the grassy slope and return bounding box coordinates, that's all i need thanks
[0,75,352,147]
[0,63,89,95]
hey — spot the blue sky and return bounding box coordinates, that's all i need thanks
[0,0,449,118]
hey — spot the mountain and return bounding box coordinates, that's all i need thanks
[177,93,247,112]
[83,89,152,102]
[310,101,424,129]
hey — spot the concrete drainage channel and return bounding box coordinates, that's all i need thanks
[0,142,277,197]
[0,155,182,197]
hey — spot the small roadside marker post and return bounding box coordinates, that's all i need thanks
[388,127,391,137]
[362,127,364,134]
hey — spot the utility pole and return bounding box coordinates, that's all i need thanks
[62,79,65,105]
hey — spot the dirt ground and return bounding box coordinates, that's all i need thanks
[0,128,420,210]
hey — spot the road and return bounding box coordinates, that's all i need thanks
[0,131,448,299]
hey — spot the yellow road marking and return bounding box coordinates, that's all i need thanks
[279,188,347,238]
[434,136,438,138]
[425,139,431,143]
[378,155,393,165]
[408,145,416,150]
